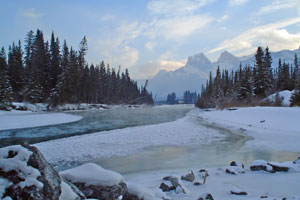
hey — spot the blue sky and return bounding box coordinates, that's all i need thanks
[1,0,300,79]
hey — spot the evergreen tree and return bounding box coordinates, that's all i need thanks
[49,32,61,89]
[0,47,13,109]
[7,41,24,101]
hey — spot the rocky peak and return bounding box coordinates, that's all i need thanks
[185,52,212,71]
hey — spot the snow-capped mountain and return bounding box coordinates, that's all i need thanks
[148,48,300,101]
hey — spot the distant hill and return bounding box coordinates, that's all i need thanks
[148,48,300,101]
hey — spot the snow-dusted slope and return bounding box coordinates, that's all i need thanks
[148,48,300,100]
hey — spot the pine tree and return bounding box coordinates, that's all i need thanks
[0,47,13,109]
[7,41,24,101]
[49,32,61,90]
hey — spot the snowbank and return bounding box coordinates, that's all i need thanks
[36,109,224,166]
[199,107,300,152]
[60,163,124,187]
[0,112,82,131]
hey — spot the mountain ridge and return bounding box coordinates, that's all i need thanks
[148,48,300,100]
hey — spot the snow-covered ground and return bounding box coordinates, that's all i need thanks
[199,107,300,152]
[35,109,224,166]
[0,111,82,131]
[125,161,300,200]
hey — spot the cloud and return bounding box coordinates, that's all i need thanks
[145,42,156,51]
[145,14,213,40]
[92,20,145,67]
[255,0,298,16]
[217,14,229,23]
[131,59,186,79]
[228,0,248,6]
[22,8,43,18]
[208,17,300,56]
[147,0,214,16]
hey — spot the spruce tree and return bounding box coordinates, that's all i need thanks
[0,47,13,109]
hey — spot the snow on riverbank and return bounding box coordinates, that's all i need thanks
[199,107,300,152]
[35,109,224,166]
[125,160,300,200]
[0,111,83,131]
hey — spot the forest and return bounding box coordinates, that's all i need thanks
[196,47,300,108]
[0,29,153,110]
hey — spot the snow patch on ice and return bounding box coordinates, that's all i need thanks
[0,112,82,131]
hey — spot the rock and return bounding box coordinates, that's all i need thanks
[199,169,209,178]
[230,186,248,195]
[230,161,244,169]
[267,162,289,172]
[225,166,245,175]
[260,195,268,198]
[159,182,175,192]
[60,163,127,200]
[293,157,300,164]
[162,176,180,187]
[0,143,61,200]
[73,182,127,200]
[231,190,247,195]
[193,182,202,186]
[60,178,86,200]
[198,193,214,200]
[250,160,274,173]
[181,170,195,182]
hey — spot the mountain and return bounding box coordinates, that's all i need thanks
[148,48,300,101]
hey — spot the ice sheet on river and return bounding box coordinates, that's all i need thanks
[35,109,224,166]
[0,111,83,131]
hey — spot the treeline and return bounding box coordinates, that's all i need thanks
[0,29,153,109]
[166,90,198,104]
[196,47,300,108]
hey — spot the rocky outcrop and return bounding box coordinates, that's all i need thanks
[0,143,61,200]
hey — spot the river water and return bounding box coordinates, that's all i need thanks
[0,105,192,147]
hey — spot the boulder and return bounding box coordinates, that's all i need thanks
[60,163,127,200]
[250,160,274,173]
[230,161,244,169]
[181,170,195,182]
[198,193,214,200]
[162,176,180,187]
[267,162,289,172]
[0,143,61,200]
[225,166,245,175]
[159,182,175,192]
[230,186,247,195]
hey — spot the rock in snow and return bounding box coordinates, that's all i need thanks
[181,170,195,182]
[250,160,274,173]
[60,163,127,200]
[0,143,61,200]
[225,166,245,175]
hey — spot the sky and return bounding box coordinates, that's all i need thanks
[1,0,300,79]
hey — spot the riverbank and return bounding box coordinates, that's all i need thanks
[198,106,300,152]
